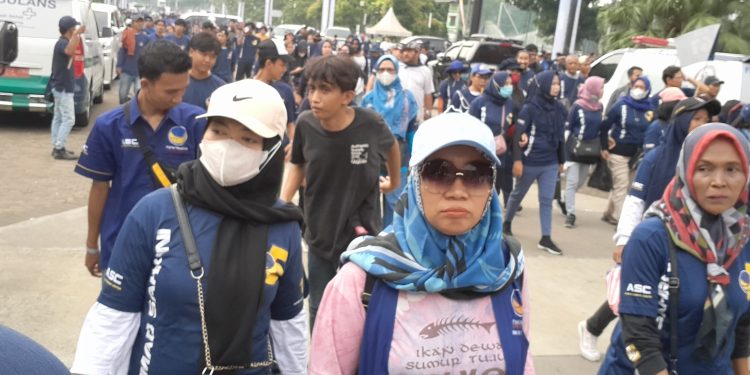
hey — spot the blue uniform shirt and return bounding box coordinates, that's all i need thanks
[213,47,236,83]
[74,100,206,268]
[559,73,583,103]
[50,37,74,92]
[438,78,465,111]
[602,102,653,145]
[238,35,260,62]
[448,87,480,113]
[182,74,226,109]
[165,34,191,51]
[643,119,668,152]
[469,95,514,137]
[599,218,750,374]
[117,32,150,76]
[100,189,304,374]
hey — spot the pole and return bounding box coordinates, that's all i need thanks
[569,0,583,54]
[552,0,572,58]
[264,0,273,25]
[428,12,432,29]
[469,0,483,35]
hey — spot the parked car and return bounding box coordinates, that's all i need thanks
[182,12,241,29]
[91,3,123,90]
[589,48,750,108]
[323,26,352,44]
[400,35,451,54]
[273,24,305,40]
[0,0,105,127]
[428,38,523,90]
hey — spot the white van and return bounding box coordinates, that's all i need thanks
[91,3,123,90]
[182,12,241,29]
[0,0,105,127]
[590,48,750,109]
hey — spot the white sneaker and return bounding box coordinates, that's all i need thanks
[578,320,602,362]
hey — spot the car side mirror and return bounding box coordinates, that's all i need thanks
[437,53,448,63]
[0,21,18,69]
[101,27,113,38]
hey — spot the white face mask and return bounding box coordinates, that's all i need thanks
[377,71,397,86]
[630,88,646,100]
[199,139,270,187]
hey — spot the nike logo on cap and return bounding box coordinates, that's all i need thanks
[233,95,253,101]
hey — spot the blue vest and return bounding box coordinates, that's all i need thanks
[358,279,529,374]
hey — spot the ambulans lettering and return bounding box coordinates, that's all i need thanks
[0,0,56,9]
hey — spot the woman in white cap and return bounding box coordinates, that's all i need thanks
[70,80,308,375]
[310,113,533,375]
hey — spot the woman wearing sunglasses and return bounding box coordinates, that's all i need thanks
[71,80,308,375]
[309,113,532,375]
[504,70,567,255]
[599,123,750,375]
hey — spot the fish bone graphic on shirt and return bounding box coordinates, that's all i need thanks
[419,315,496,339]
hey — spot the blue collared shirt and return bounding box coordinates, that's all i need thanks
[74,99,206,268]
[117,32,150,76]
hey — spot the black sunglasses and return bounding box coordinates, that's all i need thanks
[419,159,495,196]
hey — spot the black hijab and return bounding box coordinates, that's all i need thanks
[175,148,302,368]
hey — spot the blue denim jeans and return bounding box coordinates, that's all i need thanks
[383,168,408,229]
[307,250,339,330]
[564,162,591,215]
[504,163,559,236]
[51,88,75,150]
[118,72,140,104]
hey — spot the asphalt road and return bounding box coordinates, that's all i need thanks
[0,81,615,374]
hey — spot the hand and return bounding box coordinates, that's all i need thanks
[601,150,610,161]
[512,161,523,177]
[519,133,529,148]
[379,176,395,193]
[116,67,122,75]
[85,252,101,277]
[613,245,624,264]
[608,137,616,150]
[284,143,292,162]
[559,164,564,174]
[77,25,87,34]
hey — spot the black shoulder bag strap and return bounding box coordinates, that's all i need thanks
[123,100,176,188]
[666,234,681,375]
[169,185,203,275]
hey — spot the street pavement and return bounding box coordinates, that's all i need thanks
[0,81,615,373]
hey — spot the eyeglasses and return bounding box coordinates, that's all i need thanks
[419,159,495,196]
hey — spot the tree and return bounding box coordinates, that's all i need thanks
[597,0,750,54]
[510,0,600,46]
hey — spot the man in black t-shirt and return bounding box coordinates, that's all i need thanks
[49,16,86,160]
[280,55,400,328]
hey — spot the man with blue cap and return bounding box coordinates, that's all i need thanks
[49,16,86,160]
[436,60,468,113]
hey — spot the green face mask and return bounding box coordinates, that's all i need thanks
[460,73,469,81]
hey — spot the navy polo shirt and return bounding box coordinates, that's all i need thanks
[117,32,150,76]
[165,34,191,51]
[182,74,226,109]
[238,35,260,62]
[74,99,206,269]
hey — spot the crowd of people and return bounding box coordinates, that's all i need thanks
[10,10,750,375]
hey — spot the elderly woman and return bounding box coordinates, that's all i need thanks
[70,80,308,375]
[599,123,750,375]
[361,55,418,228]
[310,113,533,374]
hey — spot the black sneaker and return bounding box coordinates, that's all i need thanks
[503,221,513,236]
[565,214,576,228]
[538,236,563,255]
[53,148,77,160]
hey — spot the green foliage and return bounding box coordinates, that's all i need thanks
[597,0,750,54]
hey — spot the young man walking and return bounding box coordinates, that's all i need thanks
[281,55,401,328]
[182,32,225,109]
[75,41,206,276]
[50,16,86,160]
[117,16,149,104]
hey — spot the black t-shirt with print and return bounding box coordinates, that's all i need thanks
[292,107,395,261]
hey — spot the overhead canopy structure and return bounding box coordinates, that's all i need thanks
[366,7,412,37]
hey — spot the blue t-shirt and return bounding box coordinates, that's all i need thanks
[50,37,73,92]
[165,34,191,51]
[213,47,236,83]
[448,87,479,113]
[74,100,206,268]
[148,33,166,43]
[519,69,535,92]
[0,325,69,374]
[643,119,668,152]
[117,32,150,76]
[600,218,750,374]
[99,189,304,374]
[182,74,226,109]
[559,73,583,103]
[272,80,297,127]
[238,35,260,62]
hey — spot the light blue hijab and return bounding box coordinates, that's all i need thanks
[361,55,418,139]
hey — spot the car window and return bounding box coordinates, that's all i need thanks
[458,42,476,61]
[86,9,100,38]
[93,10,107,34]
[590,53,623,83]
[471,43,517,65]
[445,45,461,60]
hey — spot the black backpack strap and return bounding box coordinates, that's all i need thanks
[169,185,203,277]
[123,100,175,188]
[505,235,524,291]
[361,273,376,312]
[667,236,680,374]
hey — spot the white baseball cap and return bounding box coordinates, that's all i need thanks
[196,79,287,139]
[409,113,501,167]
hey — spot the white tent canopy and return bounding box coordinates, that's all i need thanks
[366,7,412,37]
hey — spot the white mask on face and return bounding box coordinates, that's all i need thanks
[199,139,270,186]
[630,88,646,100]
[377,71,397,86]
